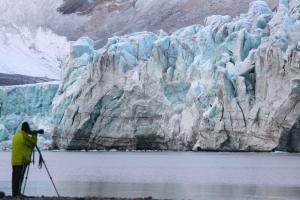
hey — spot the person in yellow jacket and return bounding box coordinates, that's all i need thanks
[11,122,37,197]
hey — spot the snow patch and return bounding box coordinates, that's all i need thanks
[0,25,70,79]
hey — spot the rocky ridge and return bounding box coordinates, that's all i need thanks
[57,0,277,48]
[53,0,299,152]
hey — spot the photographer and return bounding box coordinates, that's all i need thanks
[11,122,39,197]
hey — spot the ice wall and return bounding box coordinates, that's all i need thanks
[0,82,59,150]
[53,0,300,151]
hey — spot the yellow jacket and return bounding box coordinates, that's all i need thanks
[11,130,37,166]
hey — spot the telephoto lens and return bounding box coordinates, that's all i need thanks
[32,129,45,134]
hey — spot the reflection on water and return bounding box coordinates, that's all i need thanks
[1,181,300,200]
[1,152,300,199]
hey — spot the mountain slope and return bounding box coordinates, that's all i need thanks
[57,0,278,47]
[0,0,77,80]
[0,0,278,80]
[0,25,69,79]
[0,73,53,86]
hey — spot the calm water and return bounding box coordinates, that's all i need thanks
[1,151,300,199]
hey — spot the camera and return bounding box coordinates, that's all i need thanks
[31,129,45,135]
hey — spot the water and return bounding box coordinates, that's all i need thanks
[1,151,300,199]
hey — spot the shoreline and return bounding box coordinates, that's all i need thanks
[0,149,298,154]
[1,197,157,200]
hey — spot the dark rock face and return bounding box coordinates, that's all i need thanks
[0,73,55,86]
[57,0,94,15]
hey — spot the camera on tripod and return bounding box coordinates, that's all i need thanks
[31,129,44,135]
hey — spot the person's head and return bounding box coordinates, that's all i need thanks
[21,122,31,134]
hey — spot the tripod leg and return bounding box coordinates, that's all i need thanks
[22,164,30,194]
[36,146,60,199]
[42,159,60,199]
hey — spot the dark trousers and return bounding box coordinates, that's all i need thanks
[12,165,27,197]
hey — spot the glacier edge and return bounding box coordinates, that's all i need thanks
[51,0,300,152]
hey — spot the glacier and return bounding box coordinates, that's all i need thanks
[0,82,59,150]
[0,0,299,152]
[51,0,300,151]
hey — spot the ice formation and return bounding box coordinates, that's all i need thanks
[52,0,300,151]
[0,82,59,150]
[1,0,298,152]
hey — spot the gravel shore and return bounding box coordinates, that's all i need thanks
[1,197,158,200]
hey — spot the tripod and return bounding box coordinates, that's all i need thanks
[23,146,60,199]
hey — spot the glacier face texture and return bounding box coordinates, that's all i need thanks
[52,0,300,152]
[0,82,59,150]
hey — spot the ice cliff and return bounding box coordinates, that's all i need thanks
[0,82,59,150]
[52,0,300,152]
